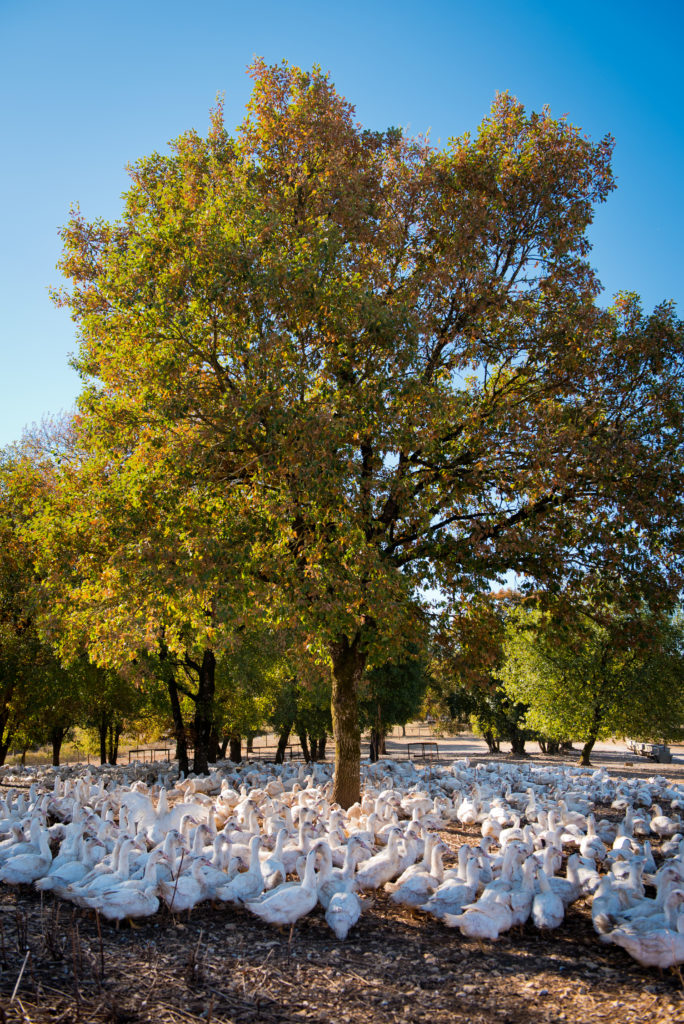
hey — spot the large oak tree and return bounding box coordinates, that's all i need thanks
[54,60,684,805]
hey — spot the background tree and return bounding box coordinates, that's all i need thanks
[428,594,535,755]
[433,679,532,755]
[0,445,58,763]
[290,671,333,763]
[360,653,430,761]
[81,663,148,765]
[264,635,334,763]
[29,419,269,775]
[0,624,46,764]
[54,60,684,805]
[8,654,89,766]
[212,634,283,763]
[501,602,684,764]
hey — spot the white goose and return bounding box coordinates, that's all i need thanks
[592,876,637,935]
[388,840,446,909]
[215,835,264,904]
[607,890,684,968]
[36,836,105,897]
[260,828,288,890]
[0,817,45,865]
[456,791,481,826]
[158,857,207,914]
[83,850,169,922]
[66,838,136,909]
[612,864,684,926]
[446,890,514,940]
[318,837,365,910]
[325,887,363,940]
[279,823,314,875]
[442,843,472,883]
[385,833,437,893]
[355,829,404,890]
[422,856,481,921]
[579,815,607,862]
[532,867,565,929]
[0,823,52,885]
[244,845,320,935]
[650,805,681,839]
[544,851,582,908]
[575,856,602,897]
[508,857,537,927]
[0,824,26,861]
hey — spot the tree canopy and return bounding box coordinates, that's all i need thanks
[501,603,684,764]
[49,59,684,804]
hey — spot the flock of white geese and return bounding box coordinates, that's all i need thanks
[0,755,683,969]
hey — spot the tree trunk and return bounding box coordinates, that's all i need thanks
[208,726,220,763]
[219,736,229,759]
[50,725,66,766]
[0,712,11,766]
[483,728,499,754]
[167,673,189,776]
[192,650,216,776]
[370,702,385,763]
[246,734,255,754]
[98,712,108,765]
[369,728,381,763]
[316,732,327,760]
[580,704,602,766]
[509,729,527,756]
[330,633,366,809]
[108,722,122,765]
[275,725,291,764]
[229,735,242,763]
[298,729,311,763]
[0,693,14,766]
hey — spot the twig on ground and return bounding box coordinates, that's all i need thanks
[14,996,33,1024]
[95,909,105,985]
[11,947,31,1003]
[69,914,83,1018]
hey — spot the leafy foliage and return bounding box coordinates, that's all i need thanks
[501,603,684,762]
[428,595,533,754]
[37,60,684,800]
[360,655,430,734]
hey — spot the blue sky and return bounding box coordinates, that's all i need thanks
[1,0,682,446]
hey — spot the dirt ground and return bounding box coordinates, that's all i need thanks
[1,745,684,1024]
